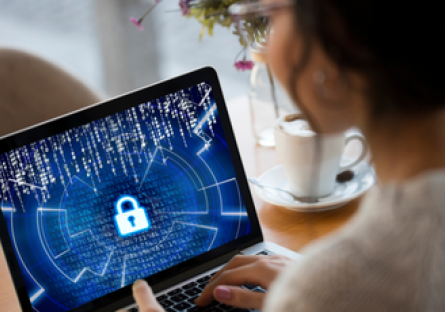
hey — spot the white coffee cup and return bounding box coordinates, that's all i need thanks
[274,114,368,198]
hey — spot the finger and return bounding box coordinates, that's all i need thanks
[213,286,266,310]
[132,280,164,312]
[208,255,264,283]
[196,262,275,306]
[209,254,288,284]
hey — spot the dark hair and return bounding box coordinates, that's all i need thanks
[284,1,445,197]
[290,0,445,119]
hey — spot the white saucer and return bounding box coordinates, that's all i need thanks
[252,161,376,212]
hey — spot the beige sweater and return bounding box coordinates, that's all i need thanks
[264,169,445,312]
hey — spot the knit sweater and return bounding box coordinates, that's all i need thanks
[264,169,445,312]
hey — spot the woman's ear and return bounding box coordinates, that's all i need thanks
[312,67,350,102]
[294,44,364,134]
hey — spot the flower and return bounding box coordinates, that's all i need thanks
[131,0,265,72]
[179,0,191,16]
[234,60,254,71]
[130,17,143,31]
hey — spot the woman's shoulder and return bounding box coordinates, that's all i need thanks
[264,233,386,312]
[263,170,445,312]
[264,220,424,312]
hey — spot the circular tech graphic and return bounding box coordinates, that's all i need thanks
[0,83,251,312]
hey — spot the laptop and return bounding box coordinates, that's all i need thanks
[0,67,299,312]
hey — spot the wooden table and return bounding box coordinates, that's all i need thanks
[0,96,360,311]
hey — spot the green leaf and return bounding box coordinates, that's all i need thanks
[199,24,206,40]
[210,18,217,35]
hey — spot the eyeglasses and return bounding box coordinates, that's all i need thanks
[208,0,294,47]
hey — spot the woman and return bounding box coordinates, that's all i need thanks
[126,0,445,311]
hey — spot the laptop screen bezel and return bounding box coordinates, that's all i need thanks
[0,67,263,312]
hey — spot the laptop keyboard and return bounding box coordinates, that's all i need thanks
[127,250,271,312]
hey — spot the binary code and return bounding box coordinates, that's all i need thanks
[0,82,251,312]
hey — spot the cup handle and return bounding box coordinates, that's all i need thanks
[338,133,369,171]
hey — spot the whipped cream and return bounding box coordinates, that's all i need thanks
[278,115,315,137]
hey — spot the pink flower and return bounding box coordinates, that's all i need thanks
[179,0,191,16]
[234,60,254,71]
[130,17,143,31]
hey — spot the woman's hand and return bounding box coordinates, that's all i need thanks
[118,280,165,312]
[195,254,293,310]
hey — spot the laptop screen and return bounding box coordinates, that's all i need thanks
[0,81,252,312]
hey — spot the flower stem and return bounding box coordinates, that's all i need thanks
[233,47,245,63]
[138,1,161,23]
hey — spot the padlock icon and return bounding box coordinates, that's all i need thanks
[114,195,151,237]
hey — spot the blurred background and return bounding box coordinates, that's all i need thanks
[0,0,250,99]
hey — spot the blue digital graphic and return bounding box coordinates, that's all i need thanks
[114,195,151,237]
[0,82,251,312]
